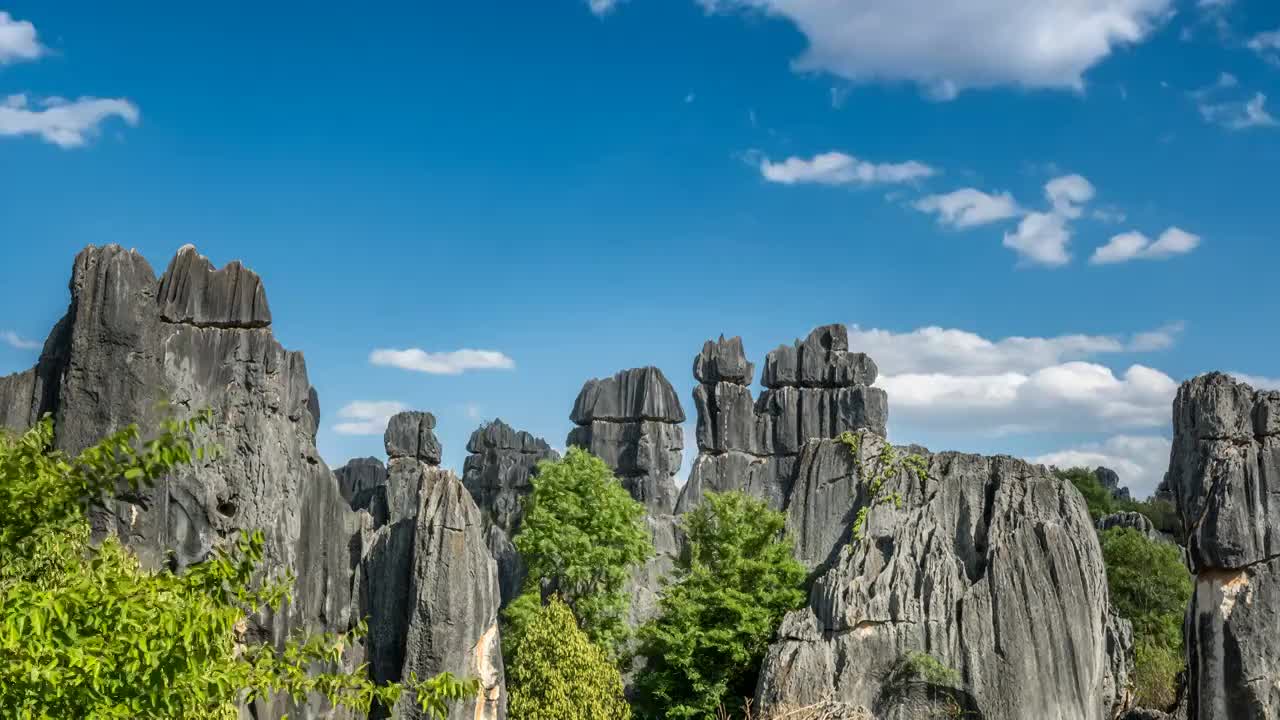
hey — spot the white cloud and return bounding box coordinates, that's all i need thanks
[1248,29,1280,64]
[1033,435,1172,499]
[587,0,625,15]
[848,323,1182,377]
[0,94,140,148]
[1229,372,1280,391]
[1,330,41,350]
[1045,174,1096,218]
[0,11,42,64]
[758,151,936,186]
[1199,92,1278,131]
[696,0,1171,98]
[333,400,407,436]
[1003,211,1072,267]
[370,348,516,375]
[1091,227,1200,264]
[913,188,1019,228]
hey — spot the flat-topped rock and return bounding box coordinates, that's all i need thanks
[385,411,442,464]
[693,335,754,385]
[157,245,271,328]
[761,324,878,389]
[570,366,686,424]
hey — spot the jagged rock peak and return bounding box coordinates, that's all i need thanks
[761,324,878,389]
[385,411,443,464]
[157,244,272,329]
[570,366,685,424]
[1094,466,1132,502]
[465,417,554,455]
[693,335,754,385]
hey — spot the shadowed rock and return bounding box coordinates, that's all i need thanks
[157,244,271,328]
[1166,373,1280,720]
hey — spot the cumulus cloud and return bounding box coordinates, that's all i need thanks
[333,401,407,436]
[1045,174,1096,218]
[1,330,41,350]
[0,10,42,64]
[1229,372,1280,391]
[587,0,625,15]
[1091,227,1201,264]
[757,151,936,186]
[1199,92,1277,131]
[1032,435,1172,498]
[696,0,1171,98]
[0,94,140,148]
[370,348,516,375]
[913,188,1019,228]
[848,323,1182,376]
[853,324,1182,440]
[998,174,1096,267]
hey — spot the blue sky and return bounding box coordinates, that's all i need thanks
[1,0,1277,497]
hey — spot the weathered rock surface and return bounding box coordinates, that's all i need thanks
[0,245,353,719]
[568,366,684,515]
[356,412,507,720]
[1166,373,1280,720]
[1097,511,1178,546]
[757,434,1132,720]
[1096,466,1133,503]
[336,457,390,526]
[678,327,887,514]
[462,419,558,605]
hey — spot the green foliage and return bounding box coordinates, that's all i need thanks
[1055,468,1185,543]
[0,416,477,719]
[1099,527,1192,709]
[508,447,653,654]
[890,652,961,689]
[634,492,807,720]
[839,431,923,543]
[507,596,631,720]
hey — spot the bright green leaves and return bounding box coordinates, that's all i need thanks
[633,492,806,720]
[508,447,653,655]
[839,430,923,543]
[0,415,477,719]
[507,597,631,720]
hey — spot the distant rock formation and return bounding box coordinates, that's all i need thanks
[677,326,887,514]
[567,367,685,627]
[1097,511,1177,546]
[1095,466,1133,503]
[462,419,559,606]
[353,411,507,720]
[1166,373,1280,720]
[757,436,1133,720]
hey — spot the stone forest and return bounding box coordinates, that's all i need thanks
[1,244,1274,720]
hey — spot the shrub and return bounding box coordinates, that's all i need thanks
[507,447,653,655]
[507,596,631,720]
[634,491,807,720]
[0,416,475,719]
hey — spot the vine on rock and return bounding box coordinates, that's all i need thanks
[838,430,929,543]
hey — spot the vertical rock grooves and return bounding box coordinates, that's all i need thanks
[1167,373,1280,720]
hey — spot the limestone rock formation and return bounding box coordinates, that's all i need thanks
[0,244,354,719]
[336,457,390,526]
[356,412,507,720]
[462,419,559,605]
[1095,466,1133,503]
[567,367,685,627]
[756,434,1132,720]
[1097,511,1178,546]
[678,327,887,514]
[1166,373,1280,720]
[568,366,685,515]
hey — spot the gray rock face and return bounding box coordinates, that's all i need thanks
[462,419,559,606]
[156,245,272,328]
[355,411,507,720]
[757,434,1132,720]
[1097,511,1177,546]
[337,457,390,526]
[678,327,888,514]
[568,367,684,515]
[0,245,352,719]
[1095,466,1133,503]
[1166,373,1280,720]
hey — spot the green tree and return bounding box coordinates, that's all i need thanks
[0,417,476,719]
[1057,467,1117,520]
[507,596,631,720]
[507,447,653,654]
[634,491,807,720]
[1100,527,1192,709]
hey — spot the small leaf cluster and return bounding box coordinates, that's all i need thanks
[634,491,807,720]
[839,431,926,543]
[0,415,477,719]
[507,596,631,720]
[507,447,653,655]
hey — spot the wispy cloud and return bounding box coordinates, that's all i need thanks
[1,330,41,350]
[1000,174,1095,268]
[333,400,407,436]
[913,188,1020,229]
[1,94,140,148]
[1248,29,1280,65]
[370,348,516,375]
[1199,92,1277,131]
[0,11,42,65]
[586,0,624,16]
[757,151,936,186]
[1091,227,1201,265]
